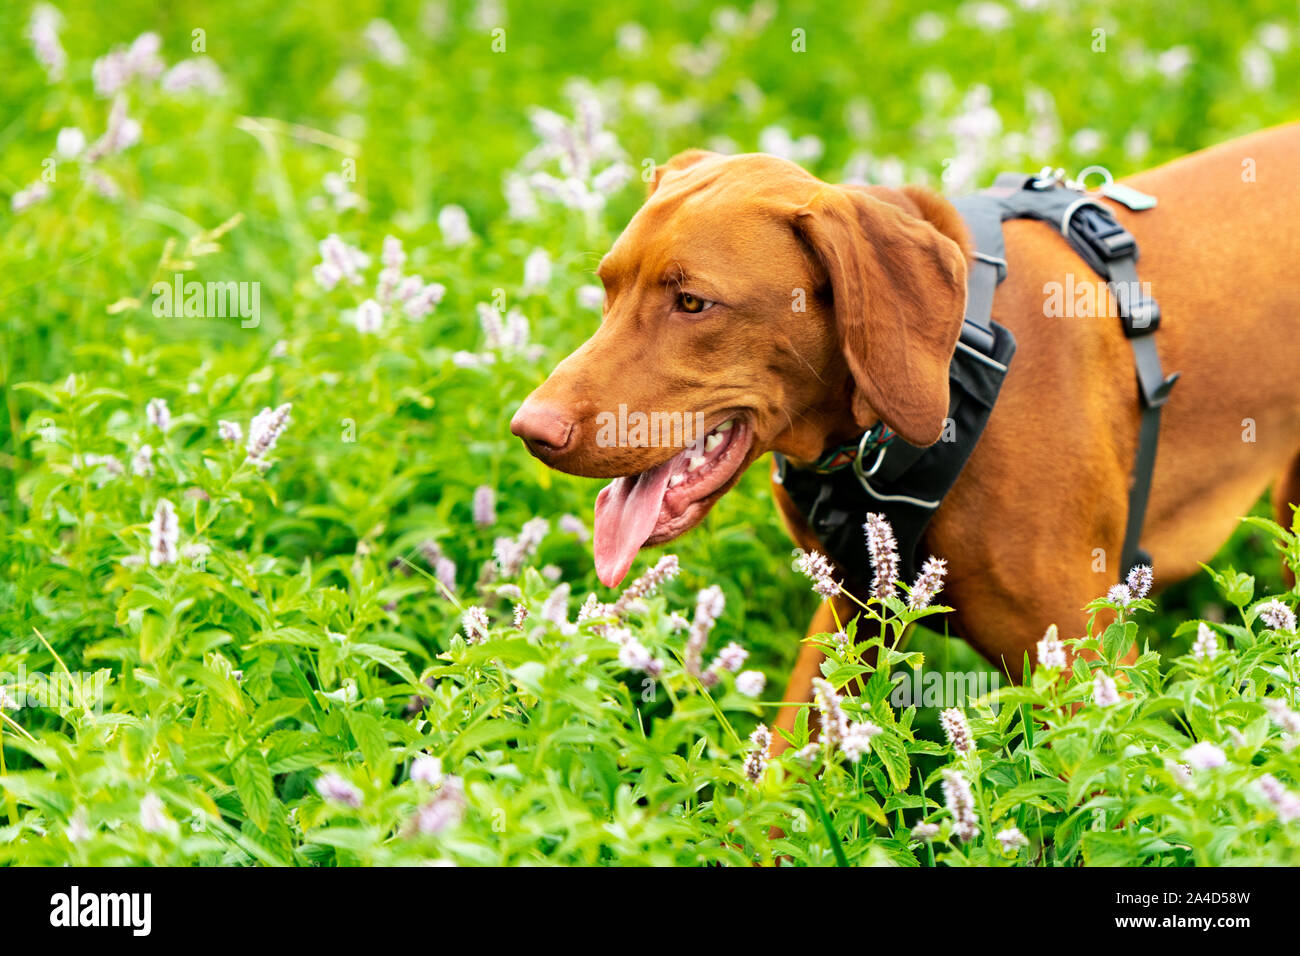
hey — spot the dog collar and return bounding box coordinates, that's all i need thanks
[806,422,896,474]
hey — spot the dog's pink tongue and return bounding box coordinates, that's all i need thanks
[593,460,675,587]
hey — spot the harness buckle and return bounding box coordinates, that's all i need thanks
[1069,203,1136,262]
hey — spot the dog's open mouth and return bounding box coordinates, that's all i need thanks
[593,416,754,587]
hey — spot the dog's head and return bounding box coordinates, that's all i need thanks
[511,150,971,586]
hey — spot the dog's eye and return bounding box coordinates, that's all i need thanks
[676,292,715,314]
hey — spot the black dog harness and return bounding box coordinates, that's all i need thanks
[774,171,1179,592]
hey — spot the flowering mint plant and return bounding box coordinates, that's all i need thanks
[767,511,1300,866]
[313,234,446,334]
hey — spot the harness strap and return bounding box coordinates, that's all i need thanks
[951,194,1007,351]
[969,179,1179,577]
[1084,234,1180,574]
[777,172,1177,591]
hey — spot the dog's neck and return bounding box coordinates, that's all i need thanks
[773,382,875,469]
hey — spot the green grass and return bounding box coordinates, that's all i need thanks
[2,0,1298,865]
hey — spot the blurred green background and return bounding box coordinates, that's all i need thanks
[3,0,1297,689]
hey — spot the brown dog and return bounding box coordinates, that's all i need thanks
[511,123,1300,745]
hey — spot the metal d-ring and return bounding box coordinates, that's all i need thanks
[1076,164,1114,191]
[853,432,888,481]
[849,426,946,509]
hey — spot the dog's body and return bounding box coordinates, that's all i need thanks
[512,123,1300,746]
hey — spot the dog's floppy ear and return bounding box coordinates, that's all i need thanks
[648,149,718,196]
[794,185,968,447]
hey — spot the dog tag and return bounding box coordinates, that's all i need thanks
[1101,182,1158,210]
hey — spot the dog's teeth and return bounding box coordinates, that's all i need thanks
[704,432,724,453]
[669,473,685,488]
[715,419,734,432]
[688,456,705,472]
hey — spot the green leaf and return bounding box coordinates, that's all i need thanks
[822,663,872,687]
[872,731,911,790]
[991,778,1068,818]
[250,699,306,736]
[1067,753,1120,805]
[1049,733,1090,776]
[989,685,1047,709]
[139,613,170,663]
[345,711,389,772]
[1100,621,1136,662]
[1202,564,1255,608]
[233,750,275,832]
[851,792,889,827]
[1081,830,1141,866]
[13,381,63,406]
[346,642,419,685]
